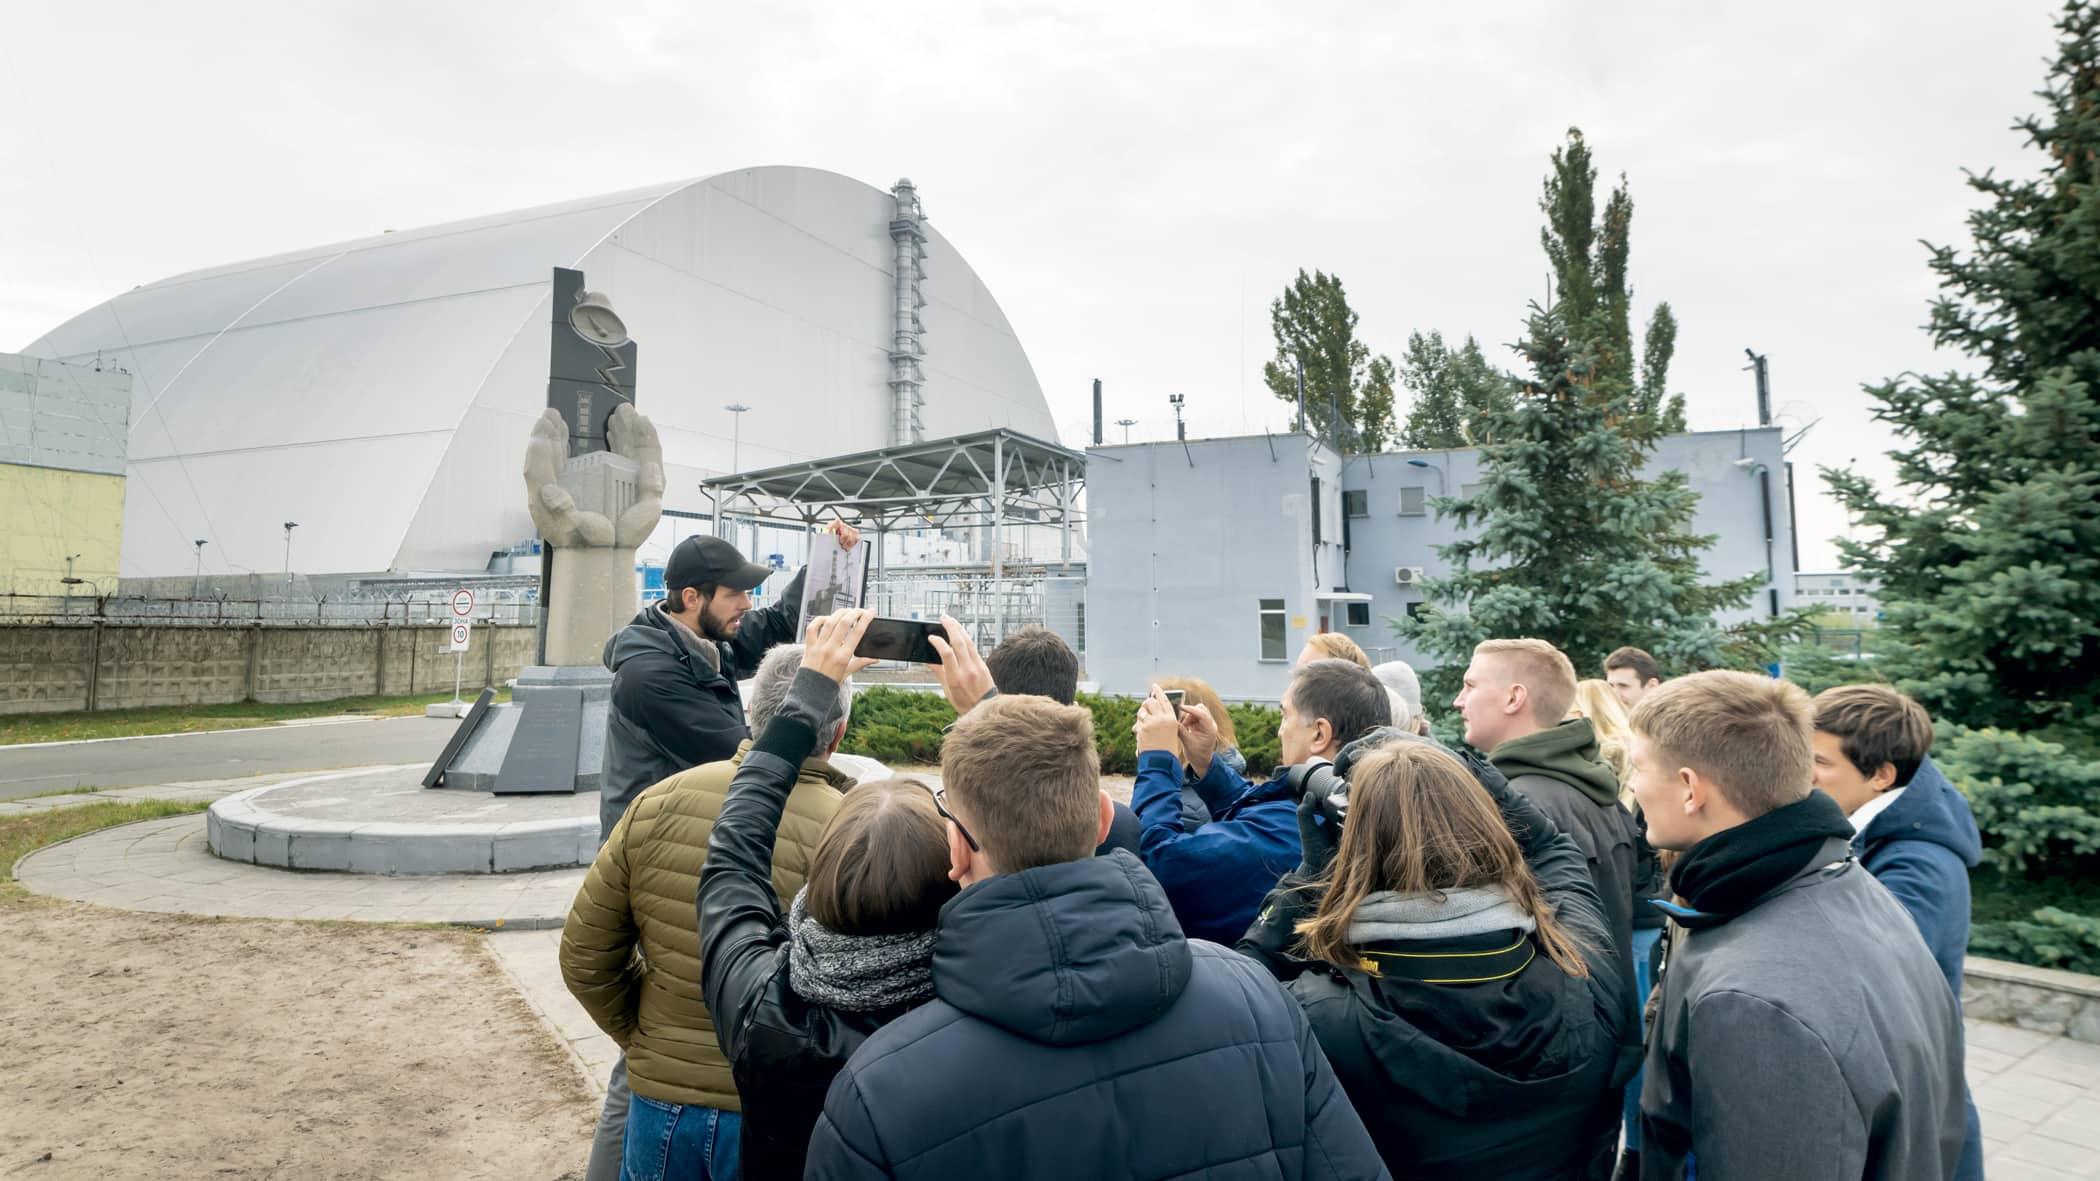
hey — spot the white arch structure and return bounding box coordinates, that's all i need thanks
[25,167,1056,578]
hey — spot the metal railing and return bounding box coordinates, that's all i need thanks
[0,593,540,627]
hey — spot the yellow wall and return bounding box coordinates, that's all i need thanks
[1,463,125,595]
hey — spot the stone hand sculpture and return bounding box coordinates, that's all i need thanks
[524,404,664,547]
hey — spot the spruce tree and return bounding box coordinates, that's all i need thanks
[1828,0,2100,737]
[1397,331,1518,448]
[1263,269,1398,451]
[1400,130,1772,680]
[1399,301,1769,679]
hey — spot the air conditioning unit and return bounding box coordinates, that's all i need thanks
[1394,566,1425,587]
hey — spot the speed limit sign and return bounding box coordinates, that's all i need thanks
[447,621,471,652]
[450,588,475,617]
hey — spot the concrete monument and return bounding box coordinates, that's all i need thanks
[430,269,662,794]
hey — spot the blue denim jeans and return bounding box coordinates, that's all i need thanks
[622,1096,740,1181]
[1621,925,1665,1152]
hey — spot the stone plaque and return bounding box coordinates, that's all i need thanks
[493,688,586,794]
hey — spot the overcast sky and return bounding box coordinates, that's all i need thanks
[0,1,2066,569]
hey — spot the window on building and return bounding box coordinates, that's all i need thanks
[1343,489,1369,518]
[1259,598,1288,661]
[1405,601,1427,619]
[1398,485,1427,516]
[1460,481,1487,500]
[1310,477,1323,545]
[1345,601,1371,627]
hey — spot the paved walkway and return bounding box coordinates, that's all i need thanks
[0,771,280,817]
[15,813,584,927]
[489,928,618,1099]
[1970,1018,2100,1178]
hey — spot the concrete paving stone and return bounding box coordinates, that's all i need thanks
[493,827,578,873]
[252,829,290,865]
[1972,1022,2059,1059]
[2000,1132,2100,1177]
[1981,1109,2036,1143]
[1982,1070,2093,1112]
[2033,1101,2100,1151]
[2027,1047,2100,1087]
[1969,1043,2022,1078]
[1989,1158,2086,1181]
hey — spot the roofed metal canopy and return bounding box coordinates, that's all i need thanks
[699,427,1087,534]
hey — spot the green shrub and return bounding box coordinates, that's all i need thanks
[841,685,1283,778]
[1936,725,2100,876]
[1970,908,2100,976]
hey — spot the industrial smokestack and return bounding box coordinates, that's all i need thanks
[1092,379,1103,446]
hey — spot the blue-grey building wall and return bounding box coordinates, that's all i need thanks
[1084,427,1797,700]
[1084,434,1343,701]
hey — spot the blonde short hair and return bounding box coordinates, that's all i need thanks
[1303,632,1372,669]
[1473,638,1578,724]
[1630,670,1814,818]
[939,694,1101,872]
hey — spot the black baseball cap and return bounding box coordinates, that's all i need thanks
[665,535,774,594]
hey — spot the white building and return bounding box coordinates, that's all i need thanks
[1085,427,1799,701]
[1796,570,1882,624]
[21,168,1058,582]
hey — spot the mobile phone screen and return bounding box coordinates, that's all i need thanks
[854,617,945,664]
[1164,689,1186,717]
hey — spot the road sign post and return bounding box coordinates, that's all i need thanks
[425,589,479,719]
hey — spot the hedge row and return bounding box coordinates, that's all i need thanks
[840,686,1283,778]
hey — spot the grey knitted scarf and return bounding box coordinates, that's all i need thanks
[787,889,937,1013]
[1347,885,1537,944]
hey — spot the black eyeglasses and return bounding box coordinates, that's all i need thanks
[931,786,979,852]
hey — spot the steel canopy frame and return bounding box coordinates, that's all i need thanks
[698,428,1089,639]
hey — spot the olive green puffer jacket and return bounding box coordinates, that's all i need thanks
[560,740,848,1109]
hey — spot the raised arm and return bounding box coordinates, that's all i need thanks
[699,611,874,1061]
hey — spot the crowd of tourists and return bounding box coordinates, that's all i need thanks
[558,529,1983,1181]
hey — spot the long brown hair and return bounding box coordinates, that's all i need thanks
[804,776,958,936]
[1295,743,1590,977]
[1156,676,1238,749]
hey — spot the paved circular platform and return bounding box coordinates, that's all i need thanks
[15,814,585,927]
[207,765,598,875]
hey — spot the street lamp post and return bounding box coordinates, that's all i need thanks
[1115,417,1137,444]
[724,403,751,554]
[282,521,299,597]
[192,539,208,598]
[1405,457,1448,498]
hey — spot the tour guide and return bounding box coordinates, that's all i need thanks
[599,523,858,839]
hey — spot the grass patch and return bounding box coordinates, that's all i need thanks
[1,799,211,904]
[0,688,512,747]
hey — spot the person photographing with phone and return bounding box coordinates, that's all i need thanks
[1127,658,1391,945]
[1236,732,1636,1180]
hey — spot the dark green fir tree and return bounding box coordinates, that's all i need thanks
[1397,331,1517,448]
[1827,0,2100,738]
[1262,269,1398,451]
[1400,129,1781,681]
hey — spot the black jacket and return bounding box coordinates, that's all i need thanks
[1490,720,1640,987]
[804,852,1389,1181]
[1239,768,1638,1181]
[598,568,804,838]
[698,667,925,1181]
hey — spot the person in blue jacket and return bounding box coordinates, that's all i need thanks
[1129,658,1391,945]
[1813,683,1985,1181]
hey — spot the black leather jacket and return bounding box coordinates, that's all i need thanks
[696,668,926,1181]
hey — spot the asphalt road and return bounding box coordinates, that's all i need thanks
[0,716,459,801]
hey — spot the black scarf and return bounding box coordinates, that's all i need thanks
[1667,791,1854,926]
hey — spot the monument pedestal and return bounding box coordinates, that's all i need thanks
[436,665,609,794]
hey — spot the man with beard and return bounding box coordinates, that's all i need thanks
[601,525,858,841]
[585,526,857,1181]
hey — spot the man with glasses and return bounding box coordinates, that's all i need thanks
[803,691,1386,1180]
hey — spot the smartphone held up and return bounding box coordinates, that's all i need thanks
[853,616,946,665]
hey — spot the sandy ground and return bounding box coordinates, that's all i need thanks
[0,903,595,1180]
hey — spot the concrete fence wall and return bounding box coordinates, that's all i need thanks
[0,622,539,715]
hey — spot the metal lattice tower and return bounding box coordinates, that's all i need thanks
[888,178,928,446]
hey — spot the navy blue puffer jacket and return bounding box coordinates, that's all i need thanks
[804,850,1389,1181]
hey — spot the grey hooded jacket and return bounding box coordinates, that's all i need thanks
[1640,837,1966,1180]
